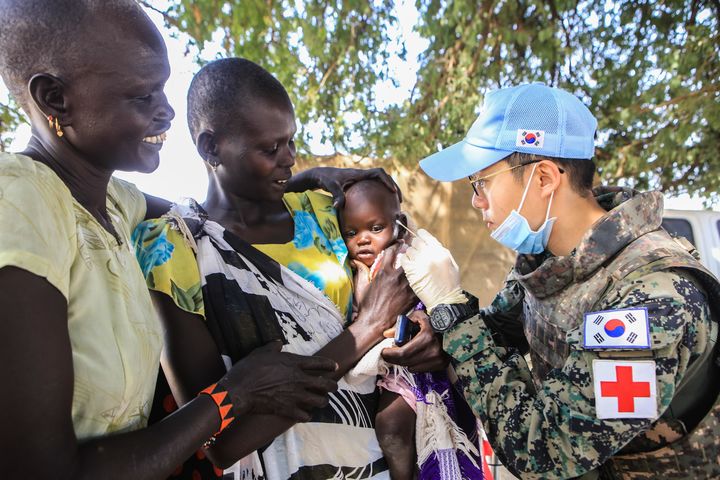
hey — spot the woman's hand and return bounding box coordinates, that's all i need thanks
[354,244,417,337]
[221,341,338,422]
[287,167,402,209]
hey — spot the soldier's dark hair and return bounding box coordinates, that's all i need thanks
[187,58,293,141]
[506,152,596,196]
[0,0,153,111]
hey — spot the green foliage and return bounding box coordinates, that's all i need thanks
[147,0,719,200]
[1,1,716,200]
[142,0,400,156]
[578,0,720,200]
[0,97,23,152]
[406,0,720,200]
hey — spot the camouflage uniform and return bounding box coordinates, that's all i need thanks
[445,187,720,479]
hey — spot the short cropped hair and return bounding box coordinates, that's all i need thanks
[343,179,401,214]
[187,58,293,141]
[0,0,149,110]
[505,152,596,196]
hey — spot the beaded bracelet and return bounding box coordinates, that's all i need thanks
[199,382,236,447]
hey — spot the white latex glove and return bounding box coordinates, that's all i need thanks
[399,229,466,313]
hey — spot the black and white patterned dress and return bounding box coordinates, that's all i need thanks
[135,197,389,480]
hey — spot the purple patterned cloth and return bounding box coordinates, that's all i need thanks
[395,301,483,479]
[414,371,483,480]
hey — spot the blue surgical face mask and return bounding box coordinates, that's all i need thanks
[490,163,556,254]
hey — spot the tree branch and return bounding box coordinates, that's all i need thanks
[634,84,720,114]
[138,1,184,31]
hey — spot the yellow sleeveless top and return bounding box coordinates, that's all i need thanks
[254,192,353,320]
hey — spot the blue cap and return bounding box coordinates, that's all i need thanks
[419,83,597,181]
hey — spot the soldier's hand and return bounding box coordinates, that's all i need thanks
[221,341,338,422]
[381,310,449,372]
[399,229,466,312]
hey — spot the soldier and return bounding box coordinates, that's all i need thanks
[398,83,720,479]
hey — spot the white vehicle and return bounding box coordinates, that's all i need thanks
[662,209,720,278]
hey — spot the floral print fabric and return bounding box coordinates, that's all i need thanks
[134,192,352,322]
[254,192,353,320]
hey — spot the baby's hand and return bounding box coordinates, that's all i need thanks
[368,250,386,281]
[354,244,417,336]
[352,260,371,306]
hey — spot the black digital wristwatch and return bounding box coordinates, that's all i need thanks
[429,294,479,333]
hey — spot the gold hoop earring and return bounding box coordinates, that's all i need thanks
[47,115,64,138]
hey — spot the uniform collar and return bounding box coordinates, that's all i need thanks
[510,187,665,298]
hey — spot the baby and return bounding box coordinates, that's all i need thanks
[340,179,485,480]
[340,179,417,478]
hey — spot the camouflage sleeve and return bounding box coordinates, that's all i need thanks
[444,269,712,479]
[480,275,529,353]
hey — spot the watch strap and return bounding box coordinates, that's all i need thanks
[431,295,479,332]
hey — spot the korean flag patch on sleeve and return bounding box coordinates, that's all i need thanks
[583,307,651,349]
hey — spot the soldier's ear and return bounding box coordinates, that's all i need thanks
[537,160,561,198]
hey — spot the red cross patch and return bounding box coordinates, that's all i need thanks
[592,360,657,419]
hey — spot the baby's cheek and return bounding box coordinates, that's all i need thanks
[347,245,362,261]
[379,234,397,250]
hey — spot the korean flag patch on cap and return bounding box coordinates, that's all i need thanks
[583,308,651,349]
[516,129,544,148]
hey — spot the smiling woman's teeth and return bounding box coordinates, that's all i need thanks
[142,132,167,144]
[275,179,288,185]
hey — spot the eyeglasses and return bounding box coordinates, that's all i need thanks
[468,161,564,197]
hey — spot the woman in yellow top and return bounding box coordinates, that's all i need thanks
[0,3,353,478]
[133,58,418,479]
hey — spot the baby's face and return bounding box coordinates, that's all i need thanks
[341,198,398,268]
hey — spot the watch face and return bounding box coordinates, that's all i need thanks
[431,307,454,331]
